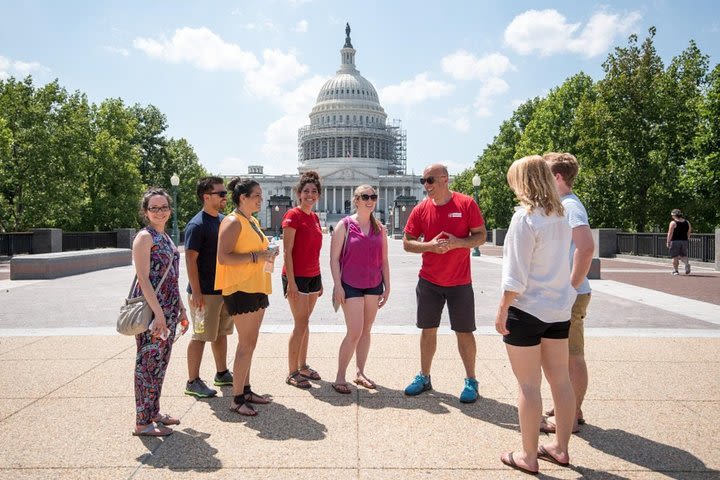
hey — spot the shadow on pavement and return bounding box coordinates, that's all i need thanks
[573,424,719,479]
[136,428,221,471]
[206,392,328,442]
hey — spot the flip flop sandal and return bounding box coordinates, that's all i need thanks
[353,377,377,389]
[298,365,321,380]
[537,445,570,467]
[540,419,580,434]
[286,371,312,389]
[332,383,352,394]
[154,414,180,426]
[132,423,174,437]
[500,451,538,475]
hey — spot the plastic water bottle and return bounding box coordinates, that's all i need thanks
[190,303,205,334]
[149,318,170,341]
[264,240,279,273]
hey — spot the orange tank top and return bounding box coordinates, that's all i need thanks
[214,211,271,295]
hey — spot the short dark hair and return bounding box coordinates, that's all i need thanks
[227,177,260,206]
[196,176,225,203]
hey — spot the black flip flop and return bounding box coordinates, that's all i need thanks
[537,445,570,467]
[501,451,538,475]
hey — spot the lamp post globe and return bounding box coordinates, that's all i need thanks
[471,174,481,257]
[170,173,180,245]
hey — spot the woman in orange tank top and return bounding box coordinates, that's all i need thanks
[216,177,278,416]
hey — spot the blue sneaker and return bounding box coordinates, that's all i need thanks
[404,373,432,396]
[459,377,479,403]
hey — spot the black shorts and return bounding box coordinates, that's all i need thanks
[416,277,475,333]
[342,280,384,299]
[503,306,570,347]
[668,240,689,258]
[282,274,322,296]
[222,291,269,316]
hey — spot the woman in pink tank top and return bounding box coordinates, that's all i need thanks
[329,185,390,394]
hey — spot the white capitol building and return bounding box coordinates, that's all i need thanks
[230,24,424,234]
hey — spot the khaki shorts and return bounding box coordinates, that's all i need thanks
[187,294,233,342]
[568,293,591,356]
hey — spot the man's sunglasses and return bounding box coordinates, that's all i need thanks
[208,191,228,198]
[359,194,378,201]
[420,176,441,185]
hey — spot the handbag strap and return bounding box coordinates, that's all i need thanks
[127,262,173,299]
[339,216,350,276]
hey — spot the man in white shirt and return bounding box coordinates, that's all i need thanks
[543,152,595,434]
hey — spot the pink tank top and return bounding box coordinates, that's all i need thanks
[340,216,383,288]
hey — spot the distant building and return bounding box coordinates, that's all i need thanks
[226,24,423,232]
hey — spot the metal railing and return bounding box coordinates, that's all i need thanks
[0,232,34,256]
[62,232,118,251]
[617,233,715,263]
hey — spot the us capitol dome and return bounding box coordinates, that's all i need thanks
[237,24,423,234]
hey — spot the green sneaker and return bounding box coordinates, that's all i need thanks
[213,370,233,386]
[185,378,217,398]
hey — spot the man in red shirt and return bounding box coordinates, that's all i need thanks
[403,163,486,403]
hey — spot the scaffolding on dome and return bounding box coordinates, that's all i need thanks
[388,119,406,175]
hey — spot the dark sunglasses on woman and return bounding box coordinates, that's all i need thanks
[359,194,378,201]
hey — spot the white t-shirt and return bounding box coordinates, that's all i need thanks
[562,193,592,295]
[502,207,577,323]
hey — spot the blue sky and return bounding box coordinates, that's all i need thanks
[1,1,718,176]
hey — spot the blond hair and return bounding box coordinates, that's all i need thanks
[507,155,565,217]
[353,184,381,234]
[543,152,579,187]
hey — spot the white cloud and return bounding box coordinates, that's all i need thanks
[472,77,509,117]
[293,20,309,33]
[504,9,641,58]
[133,27,259,72]
[380,73,455,107]
[243,21,277,32]
[102,46,129,57]
[245,49,309,97]
[432,107,470,133]
[261,75,327,171]
[441,51,514,81]
[0,55,49,79]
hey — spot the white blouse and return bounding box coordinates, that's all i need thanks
[501,207,577,323]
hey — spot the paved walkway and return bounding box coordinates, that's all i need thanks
[0,238,718,478]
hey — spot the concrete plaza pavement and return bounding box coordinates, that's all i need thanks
[0,238,718,478]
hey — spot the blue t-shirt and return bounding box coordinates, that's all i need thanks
[562,193,592,295]
[185,210,224,295]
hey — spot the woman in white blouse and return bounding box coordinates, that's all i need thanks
[495,155,577,475]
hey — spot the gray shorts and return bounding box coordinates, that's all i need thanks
[416,277,476,333]
[669,240,689,258]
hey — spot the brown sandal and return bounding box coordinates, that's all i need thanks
[331,382,352,394]
[298,365,321,380]
[229,395,257,417]
[286,371,311,389]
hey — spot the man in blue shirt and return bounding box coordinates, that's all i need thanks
[183,177,234,398]
[543,153,595,434]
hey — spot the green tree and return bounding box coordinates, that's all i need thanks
[516,72,595,157]
[130,104,169,186]
[82,98,144,230]
[683,63,720,230]
[164,137,209,229]
[454,98,540,229]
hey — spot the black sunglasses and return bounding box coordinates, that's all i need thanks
[419,175,446,185]
[208,191,228,198]
[359,194,378,201]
